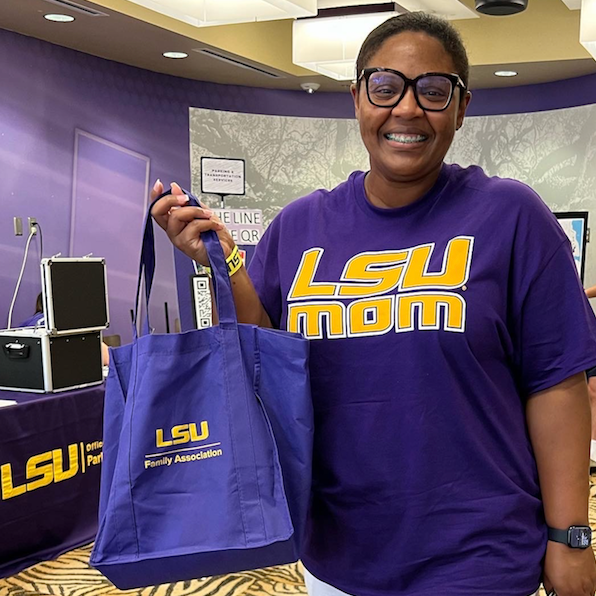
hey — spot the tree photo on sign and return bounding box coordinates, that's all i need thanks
[447,104,596,211]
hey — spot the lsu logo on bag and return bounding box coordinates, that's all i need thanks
[156,422,209,446]
[145,420,223,469]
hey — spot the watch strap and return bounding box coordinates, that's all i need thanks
[547,526,568,545]
[547,525,592,548]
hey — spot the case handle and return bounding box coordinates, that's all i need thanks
[3,342,30,359]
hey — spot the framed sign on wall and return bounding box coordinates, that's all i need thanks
[200,157,245,197]
[554,211,589,283]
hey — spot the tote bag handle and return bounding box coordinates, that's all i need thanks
[135,189,238,335]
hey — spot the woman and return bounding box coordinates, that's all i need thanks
[18,292,45,327]
[151,12,596,596]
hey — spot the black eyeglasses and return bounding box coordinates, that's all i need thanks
[357,68,467,112]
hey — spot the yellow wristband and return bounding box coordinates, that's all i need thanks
[226,245,243,277]
[204,245,243,277]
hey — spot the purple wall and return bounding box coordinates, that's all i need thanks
[2,26,596,338]
[1,29,190,341]
[469,74,596,116]
[0,28,360,341]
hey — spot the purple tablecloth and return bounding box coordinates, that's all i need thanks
[0,384,105,578]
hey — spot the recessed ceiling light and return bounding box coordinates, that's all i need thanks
[44,13,75,22]
[163,52,188,59]
[494,70,518,77]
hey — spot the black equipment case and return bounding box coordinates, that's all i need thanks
[0,257,109,393]
[0,329,103,392]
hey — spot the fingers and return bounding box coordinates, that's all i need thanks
[210,213,225,228]
[150,179,164,202]
[150,179,182,202]
[149,181,227,260]
[170,181,185,196]
[169,218,224,260]
[167,205,219,225]
[150,181,190,230]
[166,206,224,243]
[151,183,188,215]
[151,196,188,230]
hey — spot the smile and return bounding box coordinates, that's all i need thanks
[385,133,427,144]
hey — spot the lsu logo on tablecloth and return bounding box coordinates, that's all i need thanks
[1,440,103,500]
[287,236,474,339]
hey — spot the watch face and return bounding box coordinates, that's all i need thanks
[568,526,592,549]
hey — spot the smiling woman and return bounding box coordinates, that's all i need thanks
[150,11,596,596]
[350,19,471,209]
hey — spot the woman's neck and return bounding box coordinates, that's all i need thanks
[364,167,442,209]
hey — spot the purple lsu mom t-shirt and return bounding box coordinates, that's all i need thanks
[248,164,596,596]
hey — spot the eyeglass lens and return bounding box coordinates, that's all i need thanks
[367,71,454,110]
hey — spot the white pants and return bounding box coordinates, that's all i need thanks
[303,567,540,596]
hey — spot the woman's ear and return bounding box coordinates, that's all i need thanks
[456,90,472,130]
[351,83,360,121]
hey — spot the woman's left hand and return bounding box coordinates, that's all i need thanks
[543,541,596,595]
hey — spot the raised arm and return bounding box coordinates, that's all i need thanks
[150,180,272,328]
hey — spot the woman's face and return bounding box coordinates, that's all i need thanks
[351,31,470,189]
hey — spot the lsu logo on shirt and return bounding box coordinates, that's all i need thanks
[287,236,474,340]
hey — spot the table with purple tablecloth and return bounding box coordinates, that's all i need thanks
[0,385,104,578]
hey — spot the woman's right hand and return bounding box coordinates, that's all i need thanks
[150,180,236,266]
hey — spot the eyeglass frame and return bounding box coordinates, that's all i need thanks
[356,67,467,112]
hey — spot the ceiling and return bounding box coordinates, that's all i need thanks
[1,0,595,93]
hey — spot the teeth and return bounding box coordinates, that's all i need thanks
[385,133,426,144]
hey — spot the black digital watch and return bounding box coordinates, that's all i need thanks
[547,525,592,549]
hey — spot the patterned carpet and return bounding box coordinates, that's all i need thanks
[0,546,306,596]
[2,479,596,596]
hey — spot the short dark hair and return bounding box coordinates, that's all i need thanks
[356,12,470,91]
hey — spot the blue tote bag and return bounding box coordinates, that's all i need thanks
[90,192,313,589]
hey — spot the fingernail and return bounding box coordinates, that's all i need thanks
[153,179,161,191]
[177,195,189,204]
[215,222,225,230]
